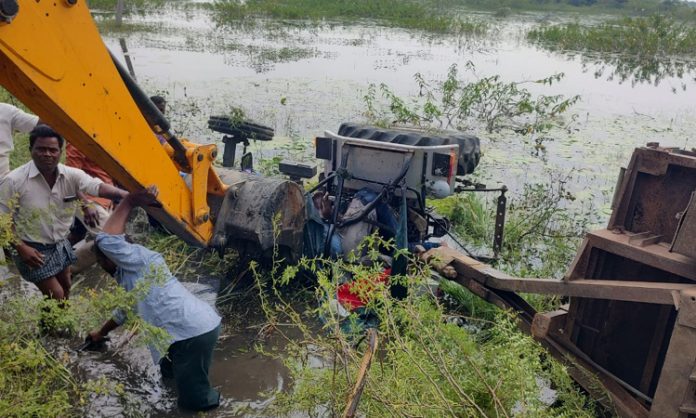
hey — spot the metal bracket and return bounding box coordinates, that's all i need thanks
[493,188,507,257]
[455,184,508,259]
[183,142,227,241]
[221,135,249,168]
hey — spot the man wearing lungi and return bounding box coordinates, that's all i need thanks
[0,125,128,300]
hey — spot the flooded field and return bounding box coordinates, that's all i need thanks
[3,4,696,417]
[101,6,695,222]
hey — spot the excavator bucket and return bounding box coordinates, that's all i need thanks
[209,169,306,260]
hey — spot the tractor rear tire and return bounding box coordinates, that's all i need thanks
[337,123,481,175]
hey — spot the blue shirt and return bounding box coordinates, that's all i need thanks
[95,233,221,363]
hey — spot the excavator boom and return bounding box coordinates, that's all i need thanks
[0,0,224,245]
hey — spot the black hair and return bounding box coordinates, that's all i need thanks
[150,95,166,107]
[29,124,64,149]
[93,242,105,260]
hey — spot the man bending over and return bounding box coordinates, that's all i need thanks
[88,186,221,412]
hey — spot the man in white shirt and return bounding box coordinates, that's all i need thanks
[0,125,128,300]
[0,103,40,178]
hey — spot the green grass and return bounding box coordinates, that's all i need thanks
[1,88,33,170]
[0,295,113,417]
[9,135,29,171]
[528,15,696,86]
[431,182,592,315]
[86,0,165,13]
[528,15,696,57]
[449,0,696,18]
[0,338,79,417]
[432,181,590,280]
[95,19,159,33]
[212,0,489,34]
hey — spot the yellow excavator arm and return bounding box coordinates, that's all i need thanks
[0,0,229,246]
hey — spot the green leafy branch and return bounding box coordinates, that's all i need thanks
[365,64,580,137]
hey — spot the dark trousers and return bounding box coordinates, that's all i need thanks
[160,324,221,411]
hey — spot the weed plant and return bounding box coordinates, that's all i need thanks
[445,0,696,18]
[528,15,696,86]
[86,0,165,14]
[0,89,32,170]
[141,229,233,278]
[212,0,489,35]
[0,280,167,417]
[432,178,590,281]
[0,336,79,417]
[364,63,579,142]
[251,234,596,417]
[0,212,186,416]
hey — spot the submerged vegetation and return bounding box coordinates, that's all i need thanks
[86,0,165,14]
[212,0,489,34]
[529,15,696,57]
[455,0,696,18]
[528,15,696,86]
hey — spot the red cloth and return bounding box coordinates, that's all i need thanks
[337,268,391,310]
[65,143,115,209]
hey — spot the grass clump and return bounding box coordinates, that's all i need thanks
[529,15,696,57]
[212,0,489,35]
[433,180,590,280]
[0,208,184,417]
[0,338,77,417]
[0,294,126,417]
[528,15,696,86]
[86,0,165,14]
[448,0,696,18]
[0,250,185,416]
[0,88,32,171]
[141,229,234,278]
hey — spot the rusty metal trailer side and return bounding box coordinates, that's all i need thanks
[424,146,696,418]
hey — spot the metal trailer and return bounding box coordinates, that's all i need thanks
[422,145,696,417]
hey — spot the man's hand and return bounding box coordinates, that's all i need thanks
[82,203,100,228]
[17,243,44,268]
[88,329,106,343]
[126,186,161,208]
[312,191,333,220]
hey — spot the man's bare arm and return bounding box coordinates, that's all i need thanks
[97,183,129,202]
[89,319,120,343]
[10,223,44,267]
[101,186,160,235]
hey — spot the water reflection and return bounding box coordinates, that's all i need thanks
[534,46,696,90]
